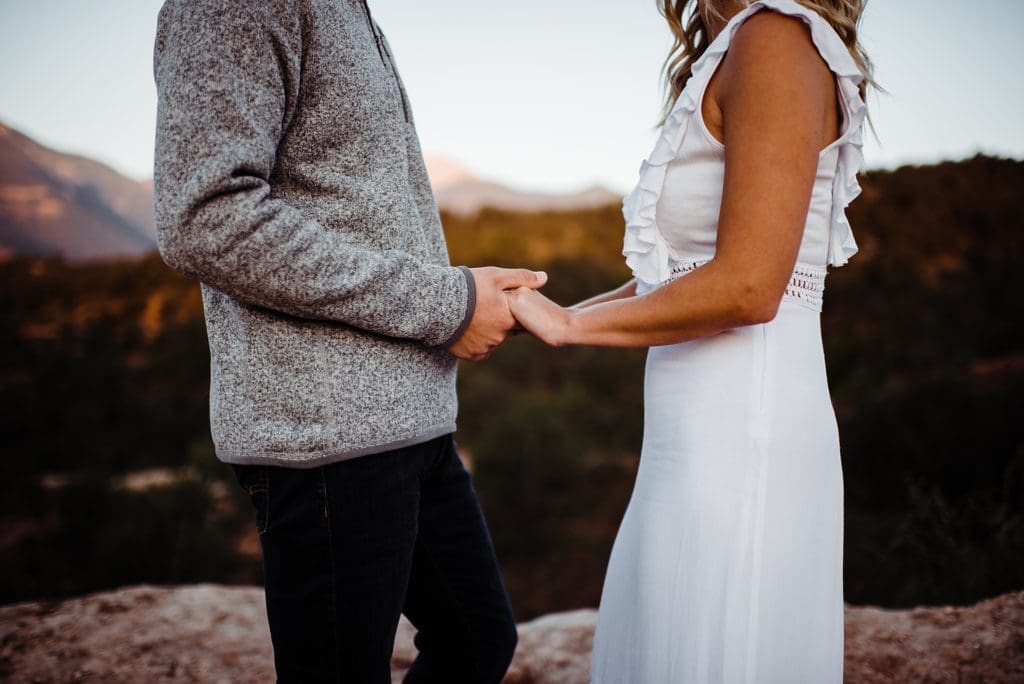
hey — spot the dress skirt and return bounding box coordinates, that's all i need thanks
[590,298,845,683]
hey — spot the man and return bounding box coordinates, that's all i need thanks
[153,1,544,681]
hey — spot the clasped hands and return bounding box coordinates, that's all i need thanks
[447,266,571,361]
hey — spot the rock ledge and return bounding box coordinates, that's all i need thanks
[1,585,1021,682]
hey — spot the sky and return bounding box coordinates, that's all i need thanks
[1,0,1022,194]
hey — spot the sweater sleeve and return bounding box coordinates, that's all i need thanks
[152,0,473,348]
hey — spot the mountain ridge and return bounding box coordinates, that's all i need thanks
[424,155,622,216]
[0,124,624,261]
[0,123,156,261]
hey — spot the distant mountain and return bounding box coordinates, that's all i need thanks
[0,123,155,261]
[425,156,622,216]
[0,127,621,260]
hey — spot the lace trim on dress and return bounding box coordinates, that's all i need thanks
[621,0,867,293]
[667,258,827,313]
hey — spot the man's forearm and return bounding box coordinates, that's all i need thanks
[154,170,473,345]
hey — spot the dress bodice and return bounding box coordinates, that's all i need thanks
[656,129,843,271]
[621,0,867,311]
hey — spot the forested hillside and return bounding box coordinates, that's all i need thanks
[2,155,1020,618]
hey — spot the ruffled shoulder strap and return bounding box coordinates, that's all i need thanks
[622,0,867,288]
[747,0,868,267]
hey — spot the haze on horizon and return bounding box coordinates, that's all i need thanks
[1,0,1022,194]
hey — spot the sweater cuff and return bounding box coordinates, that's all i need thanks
[435,265,476,349]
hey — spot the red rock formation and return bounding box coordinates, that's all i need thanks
[1,585,1021,682]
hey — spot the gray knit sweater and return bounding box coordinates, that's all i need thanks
[153,0,475,467]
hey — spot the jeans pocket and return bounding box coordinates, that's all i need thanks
[232,463,271,535]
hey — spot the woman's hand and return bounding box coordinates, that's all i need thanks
[506,287,572,347]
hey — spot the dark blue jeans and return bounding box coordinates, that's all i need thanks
[231,434,517,683]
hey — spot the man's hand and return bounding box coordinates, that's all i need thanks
[448,267,548,361]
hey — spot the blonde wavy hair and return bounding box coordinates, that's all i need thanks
[659,0,876,121]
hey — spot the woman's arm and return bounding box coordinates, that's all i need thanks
[510,12,834,347]
[570,279,638,310]
[508,259,760,347]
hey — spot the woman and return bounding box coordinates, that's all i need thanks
[508,0,874,680]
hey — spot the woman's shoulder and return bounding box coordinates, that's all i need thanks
[717,8,835,103]
[719,1,864,83]
[727,8,826,68]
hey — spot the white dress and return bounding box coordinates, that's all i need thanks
[590,1,867,682]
